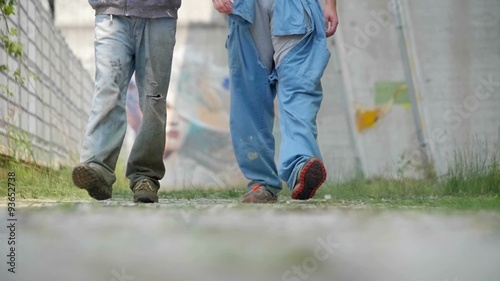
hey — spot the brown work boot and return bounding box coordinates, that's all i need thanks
[242,184,278,203]
[291,158,326,200]
[72,164,112,200]
[132,179,159,203]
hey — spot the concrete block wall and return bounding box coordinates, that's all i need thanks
[0,0,94,166]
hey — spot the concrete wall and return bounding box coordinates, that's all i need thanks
[0,0,94,166]
[333,0,500,178]
[403,0,500,175]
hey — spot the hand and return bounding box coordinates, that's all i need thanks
[324,1,339,37]
[212,0,234,14]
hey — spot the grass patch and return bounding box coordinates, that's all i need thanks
[0,143,499,210]
[0,155,88,200]
[115,188,244,200]
[443,142,500,195]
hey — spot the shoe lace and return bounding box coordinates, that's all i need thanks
[134,180,155,192]
[250,184,264,192]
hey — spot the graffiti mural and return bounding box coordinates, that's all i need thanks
[126,41,245,190]
[355,81,410,132]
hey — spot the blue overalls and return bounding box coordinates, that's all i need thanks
[227,0,330,194]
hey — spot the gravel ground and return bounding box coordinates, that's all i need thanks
[1,200,499,281]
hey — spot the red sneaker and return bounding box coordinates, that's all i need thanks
[291,158,326,200]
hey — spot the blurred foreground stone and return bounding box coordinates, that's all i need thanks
[0,200,499,281]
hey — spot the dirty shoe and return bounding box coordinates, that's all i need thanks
[132,179,159,203]
[291,158,326,200]
[72,164,112,200]
[242,184,278,203]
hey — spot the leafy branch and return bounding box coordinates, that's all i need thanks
[1,0,15,16]
[1,0,23,96]
[1,0,36,163]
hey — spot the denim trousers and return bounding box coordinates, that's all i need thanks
[227,0,330,194]
[80,15,177,189]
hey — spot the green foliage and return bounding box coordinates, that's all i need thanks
[6,125,35,162]
[0,1,19,97]
[1,0,38,161]
[0,84,13,95]
[0,32,23,58]
[0,0,23,95]
[0,0,16,16]
[0,156,86,200]
[1,106,36,162]
[13,67,24,84]
[442,141,500,195]
[3,138,497,206]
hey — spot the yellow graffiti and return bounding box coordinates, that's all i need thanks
[355,84,408,132]
[356,107,381,131]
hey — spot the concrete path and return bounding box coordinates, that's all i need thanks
[1,200,499,281]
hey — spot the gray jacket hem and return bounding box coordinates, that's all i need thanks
[94,7,178,19]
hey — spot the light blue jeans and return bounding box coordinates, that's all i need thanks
[80,15,177,189]
[227,0,330,194]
